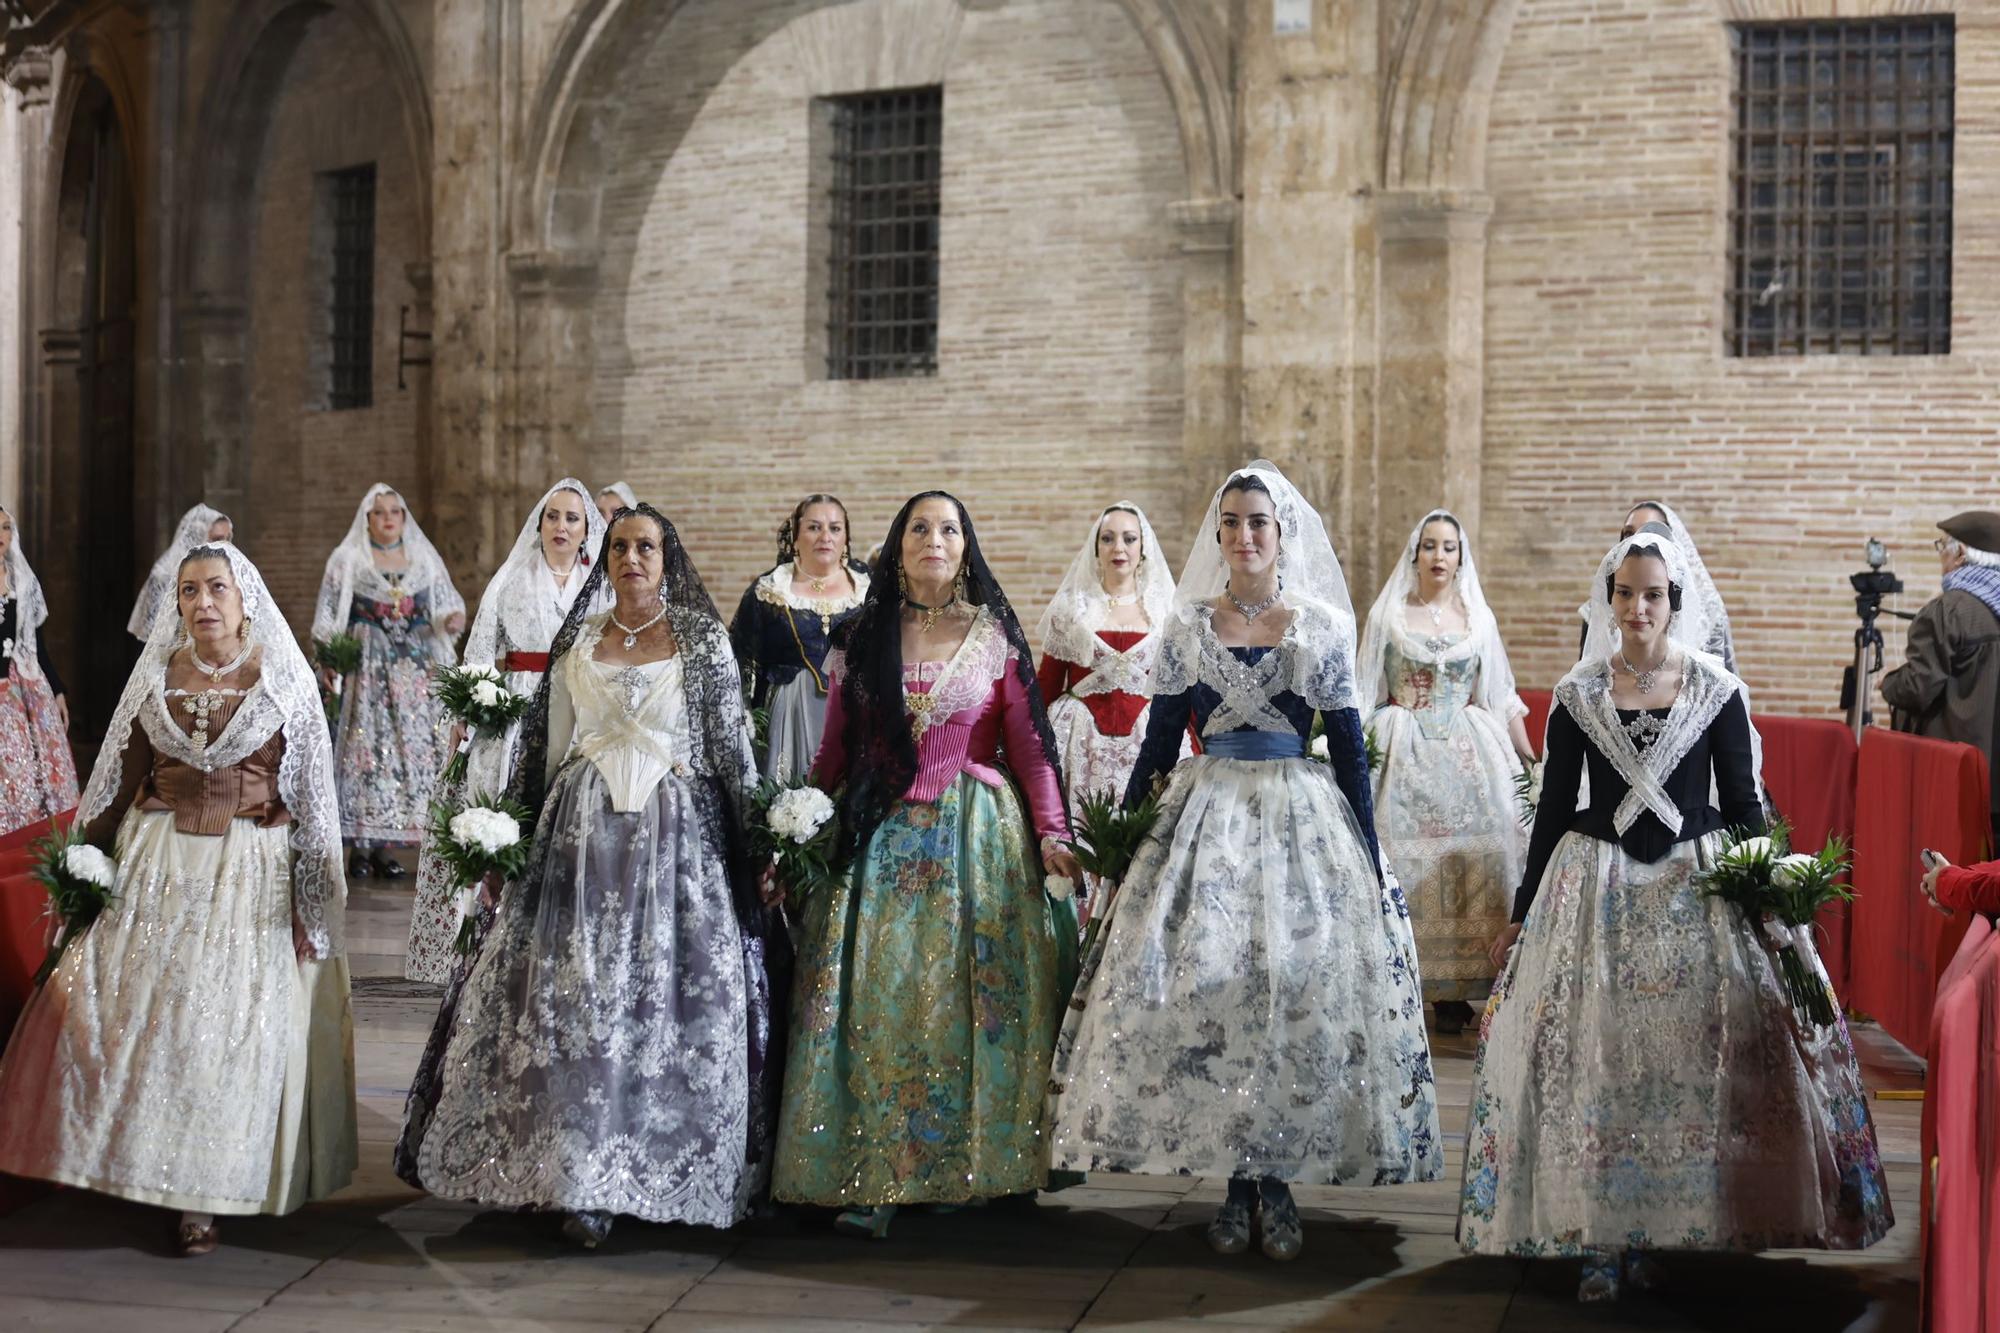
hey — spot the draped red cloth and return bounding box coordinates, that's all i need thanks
[1520,689,1552,759]
[1758,717,1860,992]
[0,811,69,1215]
[1924,914,2000,1333]
[1850,728,1992,1052]
[501,651,551,673]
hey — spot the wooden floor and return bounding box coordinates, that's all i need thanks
[1,882,1925,1332]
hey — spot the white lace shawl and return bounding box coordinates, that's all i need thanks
[312,483,465,648]
[0,504,51,683]
[1034,504,1176,667]
[128,503,228,639]
[79,542,347,957]
[752,562,870,618]
[1554,649,1756,839]
[463,479,606,669]
[1153,598,1358,736]
[1358,509,1526,721]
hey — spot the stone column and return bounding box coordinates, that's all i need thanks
[504,246,600,525]
[140,1,189,548]
[5,50,53,514]
[1168,196,1239,532]
[1372,188,1493,578]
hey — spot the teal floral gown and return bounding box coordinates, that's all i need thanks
[773,608,1077,1206]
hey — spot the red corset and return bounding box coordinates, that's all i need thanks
[1037,630,1152,738]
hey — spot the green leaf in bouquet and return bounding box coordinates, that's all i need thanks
[314,633,363,677]
[434,664,529,736]
[1363,724,1384,778]
[426,791,537,889]
[1512,764,1540,829]
[29,825,120,987]
[1060,788,1161,887]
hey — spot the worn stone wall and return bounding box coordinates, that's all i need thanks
[587,0,1192,620]
[1479,0,2000,716]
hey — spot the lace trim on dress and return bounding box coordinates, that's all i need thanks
[904,608,1013,741]
[755,563,869,618]
[1152,600,1358,719]
[1556,652,1742,838]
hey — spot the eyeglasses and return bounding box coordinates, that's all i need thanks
[1936,537,1951,554]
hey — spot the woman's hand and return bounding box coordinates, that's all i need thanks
[1487,922,1522,973]
[757,862,785,908]
[444,611,467,637]
[478,869,502,910]
[317,665,338,693]
[54,693,69,730]
[292,917,314,964]
[1921,859,1953,917]
[448,721,467,756]
[1045,847,1083,885]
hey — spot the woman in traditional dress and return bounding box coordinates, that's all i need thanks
[396,505,778,1249]
[596,482,638,529]
[313,484,465,879]
[771,490,1082,1239]
[0,504,79,836]
[1049,462,1442,1263]
[1464,530,1891,1301]
[730,494,870,780]
[1580,501,1736,670]
[0,542,357,1255]
[403,479,606,983]
[128,502,234,641]
[1034,503,1183,829]
[1358,510,1534,1034]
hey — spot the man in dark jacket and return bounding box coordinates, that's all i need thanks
[1883,510,2000,848]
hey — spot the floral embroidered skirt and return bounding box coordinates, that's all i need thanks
[1371,701,1526,1003]
[0,811,357,1215]
[333,621,448,847]
[398,761,773,1226]
[1048,754,1444,1185]
[0,664,78,838]
[773,773,1077,1206]
[1457,830,1894,1256]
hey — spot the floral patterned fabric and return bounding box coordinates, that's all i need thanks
[1458,829,1893,1256]
[772,772,1077,1206]
[1371,635,1526,1003]
[0,658,78,836]
[332,575,451,847]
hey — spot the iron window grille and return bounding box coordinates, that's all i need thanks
[825,87,942,381]
[327,163,377,407]
[1728,17,1954,356]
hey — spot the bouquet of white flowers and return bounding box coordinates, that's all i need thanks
[425,793,535,954]
[1696,822,1854,1028]
[434,664,530,784]
[30,826,119,986]
[749,776,845,900]
[1513,761,1543,829]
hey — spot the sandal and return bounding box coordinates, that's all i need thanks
[175,1221,219,1257]
[560,1210,613,1249]
[372,851,407,880]
[833,1203,896,1240]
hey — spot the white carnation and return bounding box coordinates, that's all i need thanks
[1044,871,1076,902]
[1773,852,1819,886]
[1727,835,1775,862]
[768,786,835,845]
[62,844,117,889]
[450,806,521,855]
[464,664,505,684]
[470,679,509,709]
[1309,734,1329,760]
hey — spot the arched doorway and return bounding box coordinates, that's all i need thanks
[38,74,137,742]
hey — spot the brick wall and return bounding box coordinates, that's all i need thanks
[241,8,430,636]
[1479,0,2000,717]
[589,0,1192,634]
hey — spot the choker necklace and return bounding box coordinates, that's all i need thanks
[610,605,668,649]
[1227,579,1283,623]
[369,536,405,552]
[1619,650,1669,696]
[905,596,956,635]
[1101,586,1140,607]
[191,642,253,684]
[794,561,836,595]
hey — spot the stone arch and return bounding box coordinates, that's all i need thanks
[1379,0,1524,191]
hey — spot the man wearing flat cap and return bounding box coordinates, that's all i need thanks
[1883,510,2000,846]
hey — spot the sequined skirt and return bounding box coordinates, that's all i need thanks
[0,810,358,1214]
[1371,701,1526,1003]
[400,759,772,1226]
[0,664,79,838]
[1048,753,1444,1185]
[772,772,1078,1206]
[1457,830,1894,1256]
[333,619,449,846]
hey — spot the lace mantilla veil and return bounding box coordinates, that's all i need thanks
[312,482,466,647]
[1034,502,1178,665]
[1357,509,1527,721]
[1579,500,1734,668]
[78,542,348,957]
[0,503,53,683]
[128,503,228,639]
[1153,460,1360,713]
[463,478,608,669]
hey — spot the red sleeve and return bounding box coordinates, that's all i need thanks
[1937,862,2000,916]
[1000,665,1069,844]
[1036,653,1079,702]
[810,668,849,789]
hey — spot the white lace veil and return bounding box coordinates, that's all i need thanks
[598,482,638,510]
[0,503,51,683]
[128,502,229,639]
[1034,502,1177,664]
[80,542,347,957]
[1580,500,1734,669]
[464,479,608,668]
[1358,509,1526,720]
[1155,460,1360,713]
[311,483,465,647]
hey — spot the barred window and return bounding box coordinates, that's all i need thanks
[324,163,376,407]
[1728,18,1953,356]
[824,87,942,381]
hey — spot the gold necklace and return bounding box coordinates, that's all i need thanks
[906,597,954,634]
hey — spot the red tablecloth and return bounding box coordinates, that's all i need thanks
[1850,729,1993,1053]
[1924,914,2000,1333]
[1758,717,1860,992]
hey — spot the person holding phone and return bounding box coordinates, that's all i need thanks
[1922,849,2000,916]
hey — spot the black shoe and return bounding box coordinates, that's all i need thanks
[1434,1001,1470,1036]
[372,852,407,880]
[348,853,373,880]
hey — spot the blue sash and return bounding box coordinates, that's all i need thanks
[1203,730,1307,761]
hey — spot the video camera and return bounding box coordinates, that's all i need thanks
[1840,538,1909,737]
